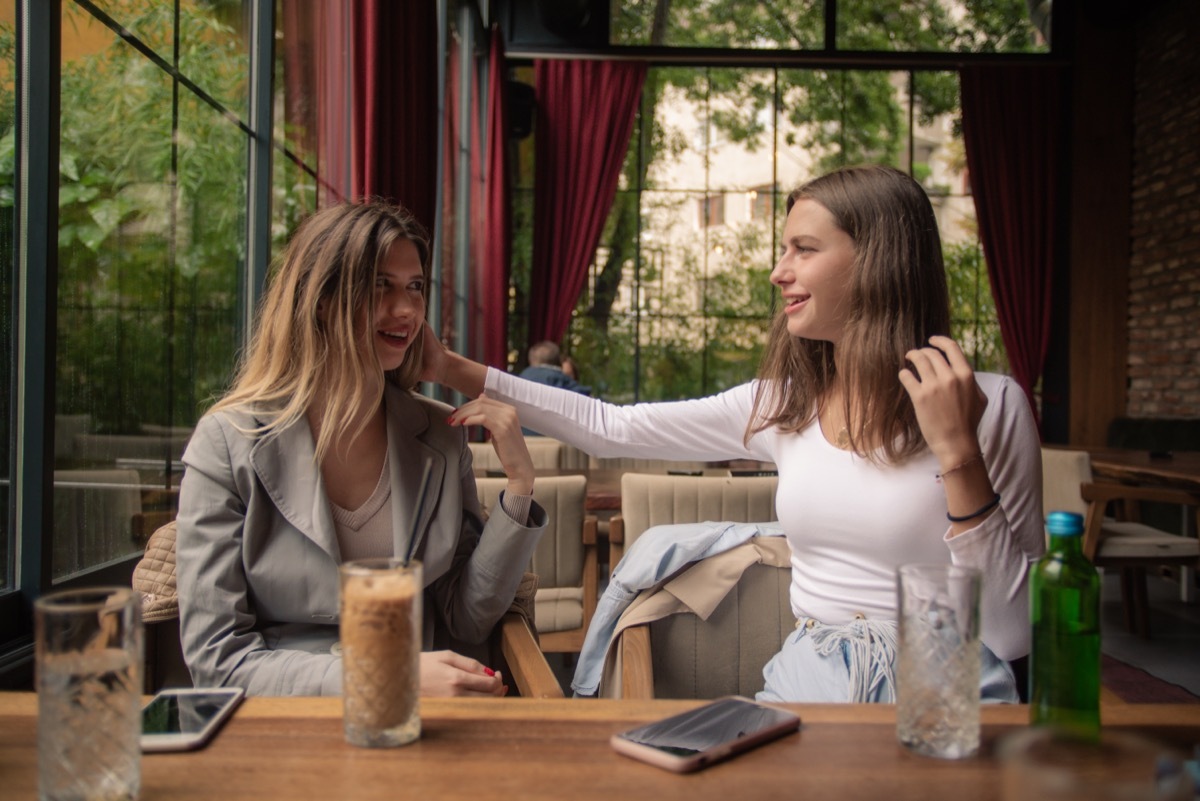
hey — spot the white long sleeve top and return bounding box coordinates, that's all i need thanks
[485,369,1045,660]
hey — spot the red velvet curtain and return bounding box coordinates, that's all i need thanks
[352,0,438,231]
[280,0,437,226]
[483,27,512,369]
[528,59,647,347]
[960,65,1067,425]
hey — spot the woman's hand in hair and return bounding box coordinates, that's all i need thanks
[418,322,487,397]
[447,396,535,496]
[898,335,987,470]
[420,650,507,697]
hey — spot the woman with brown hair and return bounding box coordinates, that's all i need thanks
[424,165,1043,703]
[176,201,546,697]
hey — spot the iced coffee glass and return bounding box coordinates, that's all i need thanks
[339,558,422,747]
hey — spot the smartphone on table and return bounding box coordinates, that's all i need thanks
[141,687,245,753]
[610,696,801,773]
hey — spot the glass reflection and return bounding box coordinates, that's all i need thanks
[56,3,247,580]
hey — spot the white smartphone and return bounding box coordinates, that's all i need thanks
[610,696,801,773]
[140,687,245,753]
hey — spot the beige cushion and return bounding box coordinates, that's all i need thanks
[133,521,179,623]
[1040,448,1092,516]
[476,475,589,635]
[1097,521,1200,560]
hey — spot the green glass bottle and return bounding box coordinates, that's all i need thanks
[1030,511,1101,739]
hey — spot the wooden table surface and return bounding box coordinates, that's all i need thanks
[1086,447,1200,493]
[2,693,1197,801]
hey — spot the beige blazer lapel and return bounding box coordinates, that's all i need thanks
[249,416,341,564]
[385,386,445,563]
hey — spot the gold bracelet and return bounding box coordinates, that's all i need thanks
[936,452,983,481]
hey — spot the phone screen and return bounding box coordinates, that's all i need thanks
[615,697,799,757]
[142,691,239,736]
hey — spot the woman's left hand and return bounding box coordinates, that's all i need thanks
[898,335,987,471]
[447,396,535,496]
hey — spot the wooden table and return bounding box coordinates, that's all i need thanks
[1087,448,1200,493]
[2,694,1197,800]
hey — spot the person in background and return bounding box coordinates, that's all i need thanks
[176,201,546,697]
[518,341,590,435]
[423,164,1044,704]
[520,340,591,395]
[561,355,581,383]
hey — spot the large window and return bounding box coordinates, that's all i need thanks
[50,1,250,581]
[504,0,1042,402]
[512,65,1005,403]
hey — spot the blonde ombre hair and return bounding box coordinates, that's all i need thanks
[747,165,951,465]
[208,200,431,463]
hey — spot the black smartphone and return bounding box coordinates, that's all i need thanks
[141,687,245,753]
[610,696,801,773]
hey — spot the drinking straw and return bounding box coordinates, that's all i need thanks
[403,458,434,566]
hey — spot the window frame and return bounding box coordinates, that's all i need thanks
[0,0,275,677]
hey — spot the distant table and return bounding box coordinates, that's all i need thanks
[1087,448,1200,493]
[2,694,1197,801]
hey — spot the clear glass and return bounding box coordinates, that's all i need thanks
[896,563,982,759]
[339,559,422,748]
[1000,728,1195,800]
[35,587,143,801]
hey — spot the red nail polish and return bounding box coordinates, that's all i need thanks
[484,667,495,677]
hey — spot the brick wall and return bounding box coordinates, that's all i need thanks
[1126,0,1200,418]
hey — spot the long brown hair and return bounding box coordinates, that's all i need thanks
[208,200,431,463]
[748,165,951,464]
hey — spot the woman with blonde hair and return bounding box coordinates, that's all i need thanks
[177,200,545,697]
[425,165,1043,703]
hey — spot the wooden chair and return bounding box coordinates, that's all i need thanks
[1041,448,1200,638]
[476,475,598,653]
[608,472,778,565]
[1081,482,1200,637]
[132,521,564,698]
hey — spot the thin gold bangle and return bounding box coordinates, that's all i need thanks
[936,452,983,481]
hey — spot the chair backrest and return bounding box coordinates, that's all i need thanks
[469,438,587,472]
[588,456,709,473]
[1041,447,1093,517]
[618,472,779,554]
[647,557,792,699]
[476,475,587,591]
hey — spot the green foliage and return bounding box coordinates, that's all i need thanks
[51,2,247,436]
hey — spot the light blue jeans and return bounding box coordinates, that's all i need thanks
[756,618,1019,704]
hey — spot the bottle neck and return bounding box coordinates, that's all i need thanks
[1048,533,1085,555]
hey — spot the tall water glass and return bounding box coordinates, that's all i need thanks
[339,558,422,747]
[36,587,143,801]
[896,563,982,759]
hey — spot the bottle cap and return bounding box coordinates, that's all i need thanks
[1045,510,1084,537]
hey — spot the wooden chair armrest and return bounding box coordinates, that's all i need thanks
[618,625,654,700]
[500,613,565,699]
[608,515,625,568]
[582,514,598,546]
[1080,482,1200,507]
[609,515,624,543]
